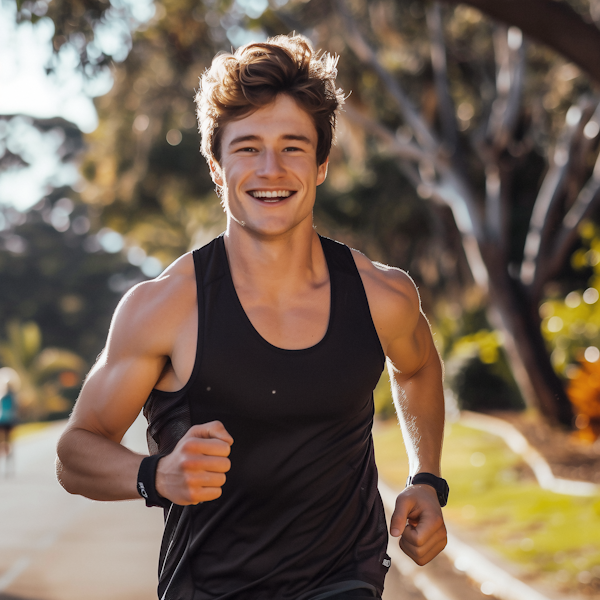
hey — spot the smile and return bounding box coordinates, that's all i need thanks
[249,190,295,203]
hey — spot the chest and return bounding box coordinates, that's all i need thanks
[234,283,331,351]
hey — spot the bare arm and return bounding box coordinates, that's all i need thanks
[56,258,232,504]
[56,281,171,500]
[386,297,447,565]
[356,252,447,565]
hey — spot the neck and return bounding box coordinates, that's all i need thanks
[223,219,327,298]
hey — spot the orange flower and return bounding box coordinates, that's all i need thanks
[566,360,600,442]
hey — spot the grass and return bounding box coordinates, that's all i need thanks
[373,419,600,595]
[11,421,52,440]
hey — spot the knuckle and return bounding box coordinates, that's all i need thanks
[187,425,203,437]
[180,458,194,471]
[182,439,198,453]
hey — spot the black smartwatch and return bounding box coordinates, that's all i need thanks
[406,472,449,507]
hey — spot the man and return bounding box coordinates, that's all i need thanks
[56,35,447,600]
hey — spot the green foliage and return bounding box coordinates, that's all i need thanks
[0,320,86,420]
[76,0,232,261]
[540,222,600,376]
[434,302,524,412]
[451,356,524,412]
[0,200,141,364]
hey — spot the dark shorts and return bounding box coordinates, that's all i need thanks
[0,424,14,436]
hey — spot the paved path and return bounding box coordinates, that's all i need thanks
[0,416,163,600]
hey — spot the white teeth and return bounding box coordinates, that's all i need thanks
[250,190,292,199]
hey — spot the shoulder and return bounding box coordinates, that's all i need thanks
[107,252,196,357]
[350,248,421,348]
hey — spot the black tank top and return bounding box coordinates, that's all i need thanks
[144,235,389,600]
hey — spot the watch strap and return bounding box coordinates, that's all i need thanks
[406,472,449,507]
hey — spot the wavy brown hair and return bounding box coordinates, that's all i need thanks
[196,35,345,166]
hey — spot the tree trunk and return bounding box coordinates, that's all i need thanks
[480,243,574,426]
[438,0,600,85]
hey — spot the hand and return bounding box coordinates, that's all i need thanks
[155,421,233,505]
[390,484,447,565]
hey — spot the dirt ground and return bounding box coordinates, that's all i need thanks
[497,411,600,484]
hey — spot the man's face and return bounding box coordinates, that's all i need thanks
[210,94,328,238]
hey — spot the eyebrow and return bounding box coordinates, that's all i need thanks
[228,134,313,147]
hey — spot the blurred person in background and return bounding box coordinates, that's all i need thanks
[0,380,17,476]
[56,35,448,600]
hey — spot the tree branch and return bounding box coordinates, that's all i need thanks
[341,105,430,163]
[335,0,438,153]
[426,3,458,154]
[524,99,599,291]
[437,0,600,85]
[546,151,600,276]
[487,26,526,151]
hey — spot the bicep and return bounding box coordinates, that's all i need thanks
[386,312,441,383]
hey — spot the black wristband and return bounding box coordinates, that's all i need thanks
[137,454,171,509]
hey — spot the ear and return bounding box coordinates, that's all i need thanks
[316,158,329,186]
[209,159,224,187]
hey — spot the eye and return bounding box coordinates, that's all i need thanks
[237,147,258,153]
[283,146,302,152]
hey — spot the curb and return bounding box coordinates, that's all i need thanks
[459,411,600,497]
[378,480,560,600]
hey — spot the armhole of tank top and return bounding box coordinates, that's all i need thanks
[147,250,205,398]
[344,245,386,366]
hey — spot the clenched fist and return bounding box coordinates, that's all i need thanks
[155,421,233,505]
[390,484,447,566]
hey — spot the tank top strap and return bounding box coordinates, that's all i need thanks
[192,232,227,288]
[319,236,385,364]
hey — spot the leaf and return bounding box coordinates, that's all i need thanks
[31,348,86,384]
[21,321,42,365]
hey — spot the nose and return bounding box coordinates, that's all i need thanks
[256,149,286,178]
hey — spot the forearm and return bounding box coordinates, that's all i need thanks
[392,358,445,476]
[56,426,145,501]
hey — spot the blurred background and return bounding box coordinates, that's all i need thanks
[0,0,599,598]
